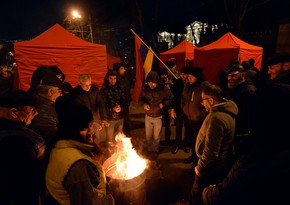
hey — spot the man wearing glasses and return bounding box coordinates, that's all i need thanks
[225,63,256,157]
[28,68,64,143]
[0,90,46,205]
[190,85,238,205]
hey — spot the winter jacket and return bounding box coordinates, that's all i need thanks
[226,79,256,135]
[195,100,238,180]
[29,94,58,142]
[100,82,126,120]
[181,81,210,121]
[69,85,107,121]
[0,119,45,205]
[139,83,174,118]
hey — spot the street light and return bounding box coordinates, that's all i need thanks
[64,9,93,43]
[72,10,81,19]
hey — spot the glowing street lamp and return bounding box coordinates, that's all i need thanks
[72,10,81,19]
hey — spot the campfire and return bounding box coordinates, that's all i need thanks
[103,132,148,181]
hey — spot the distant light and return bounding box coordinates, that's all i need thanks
[72,10,81,19]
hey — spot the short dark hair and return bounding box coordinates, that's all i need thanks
[202,85,225,102]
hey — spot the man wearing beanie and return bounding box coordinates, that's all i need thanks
[170,66,190,154]
[44,96,115,205]
[139,70,174,157]
[181,67,210,172]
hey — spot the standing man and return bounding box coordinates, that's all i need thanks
[170,66,190,154]
[190,85,238,205]
[226,63,256,157]
[202,53,290,205]
[181,67,210,166]
[101,70,126,146]
[69,74,109,144]
[113,62,132,137]
[139,71,174,155]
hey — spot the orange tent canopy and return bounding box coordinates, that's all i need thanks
[107,53,120,70]
[193,32,263,84]
[160,39,197,71]
[14,24,107,90]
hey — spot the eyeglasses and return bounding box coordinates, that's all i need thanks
[201,97,212,102]
[227,71,240,77]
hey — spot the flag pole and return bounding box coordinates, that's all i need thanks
[130,29,178,79]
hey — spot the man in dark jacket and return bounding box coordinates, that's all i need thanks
[113,63,132,137]
[190,85,238,205]
[100,70,126,145]
[0,90,46,205]
[181,67,210,165]
[170,66,190,154]
[29,68,64,142]
[69,74,109,144]
[139,70,174,154]
[225,63,256,157]
[202,52,290,205]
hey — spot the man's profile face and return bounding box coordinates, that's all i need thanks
[80,78,92,91]
[268,63,284,80]
[188,74,197,84]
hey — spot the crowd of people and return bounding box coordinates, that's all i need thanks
[0,51,290,205]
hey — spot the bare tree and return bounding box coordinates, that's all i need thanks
[223,0,271,37]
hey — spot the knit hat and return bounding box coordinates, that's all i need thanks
[146,71,159,83]
[180,66,190,74]
[158,68,168,76]
[187,67,204,78]
[267,52,290,65]
[0,90,35,108]
[55,95,93,132]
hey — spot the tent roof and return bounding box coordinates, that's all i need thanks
[160,39,196,60]
[198,32,262,51]
[14,24,107,90]
[17,23,100,48]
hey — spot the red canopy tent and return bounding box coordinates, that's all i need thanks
[160,39,197,71]
[193,32,263,84]
[13,23,107,90]
[107,53,120,70]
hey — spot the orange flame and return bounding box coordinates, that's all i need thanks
[112,133,147,180]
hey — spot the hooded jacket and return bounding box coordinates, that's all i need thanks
[139,71,174,117]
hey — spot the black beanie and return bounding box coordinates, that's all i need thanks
[55,96,93,133]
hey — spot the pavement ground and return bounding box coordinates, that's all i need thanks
[99,101,195,205]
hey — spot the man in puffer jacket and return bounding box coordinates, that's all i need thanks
[139,71,174,154]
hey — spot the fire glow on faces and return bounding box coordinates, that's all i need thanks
[103,133,148,180]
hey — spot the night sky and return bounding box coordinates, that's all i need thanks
[0,0,289,40]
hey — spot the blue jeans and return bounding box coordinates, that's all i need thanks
[145,115,162,152]
[105,118,124,143]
